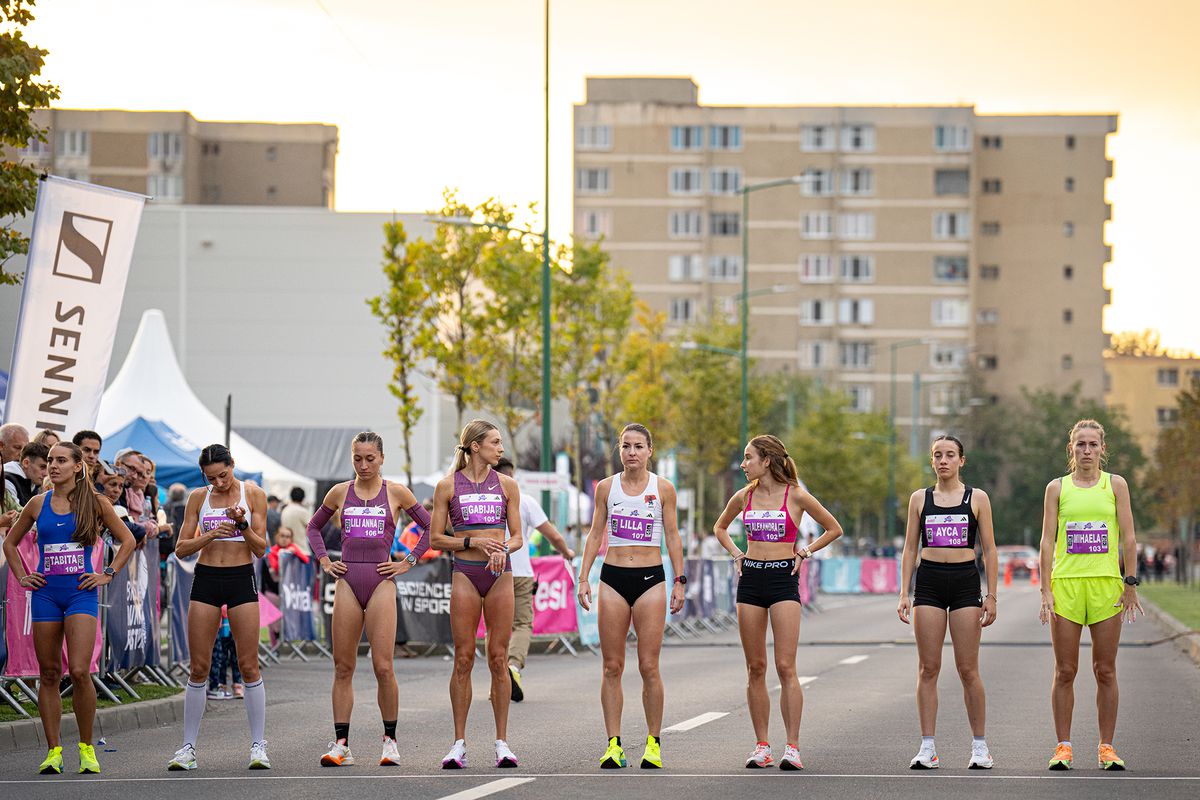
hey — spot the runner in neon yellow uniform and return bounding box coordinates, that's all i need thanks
[1038,419,1142,771]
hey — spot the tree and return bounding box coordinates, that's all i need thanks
[1,0,60,285]
[367,220,431,485]
[1148,376,1200,529]
[1108,329,1197,359]
[614,302,676,453]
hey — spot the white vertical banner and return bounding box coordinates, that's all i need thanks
[3,176,147,434]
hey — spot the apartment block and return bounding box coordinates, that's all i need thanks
[10,109,338,207]
[574,77,1115,435]
[1105,353,1200,458]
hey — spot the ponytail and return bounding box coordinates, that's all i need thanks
[451,420,499,475]
[747,434,800,488]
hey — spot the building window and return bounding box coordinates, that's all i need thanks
[1063,308,1073,324]
[1189,369,1200,385]
[802,212,833,240]
[799,254,833,283]
[800,299,833,326]
[933,212,971,240]
[839,213,875,240]
[980,221,1001,236]
[801,124,834,152]
[1157,368,1180,387]
[709,212,740,237]
[935,169,970,195]
[932,299,970,326]
[1066,135,1076,150]
[201,141,221,157]
[709,256,742,282]
[668,211,703,239]
[934,125,971,152]
[265,145,277,161]
[848,385,874,412]
[1063,221,1074,237]
[576,124,612,150]
[1063,265,1074,279]
[576,167,610,194]
[20,136,50,158]
[709,167,743,195]
[669,167,704,195]
[670,125,704,151]
[801,168,833,196]
[976,308,999,324]
[57,130,89,157]
[1061,355,1073,370]
[929,384,965,414]
[981,135,1003,149]
[841,124,875,152]
[266,185,277,198]
[147,174,183,202]
[668,254,702,281]
[709,125,742,150]
[1158,407,1181,426]
[578,210,611,238]
[981,178,1002,194]
[838,298,874,325]
[669,298,695,323]
[799,340,830,368]
[980,264,1000,280]
[931,344,968,371]
[934,256,968,283]
[978,355,998,370]
[841,167,873,196]
[1065,176,1075,192]
[148,132,183,161]
[839,341,874,369]
[840,254,875,282]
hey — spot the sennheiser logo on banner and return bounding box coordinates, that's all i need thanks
[52,211,112,284]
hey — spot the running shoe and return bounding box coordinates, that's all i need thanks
[968,740,994,769]
[910,746,939,770]
[249,741,271,770]
[509,665,524,703]
[745,742,773,768]
[38,746,63,775]
[600,737,627,769]
[78,742,100,774]
[207,686,230,701]
[380,736,401,767]
[167,744,197,771]
[640,735,662,769]
[442,739,467,769]
[233,683,245,700]
[321,740,354,767]
[1048,742,1072,771]
[1098,744,1125,771]
[495,739,519,768]
[779,744,804,771]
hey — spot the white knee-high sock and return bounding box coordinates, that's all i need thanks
[243,678,266,743]
[182,681,208,747]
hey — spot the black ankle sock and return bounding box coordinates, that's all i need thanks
[383,720,397,740]
[650,735,660,745]
[335,722,349,745]
[611,736,621,747]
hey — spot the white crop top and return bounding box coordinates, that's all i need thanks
[605,471,663,549]
[199,480,250,543]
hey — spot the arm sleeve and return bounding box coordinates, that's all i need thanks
[306,504,336,560]
[403,503,431,560]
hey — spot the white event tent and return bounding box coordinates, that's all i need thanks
[96,309,315,499]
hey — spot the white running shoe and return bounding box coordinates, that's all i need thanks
[968,741,994,769]
[910,746,939,770]
[745,743,773,768]
[442,739,467,769]
[248,741,271,770]
[167,744,197,771]
[495,739,518,768]
[779,744,804,771]
[380,736,401,767]
[321,740,354,767]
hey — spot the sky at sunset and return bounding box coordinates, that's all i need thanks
[23,0,1200,351]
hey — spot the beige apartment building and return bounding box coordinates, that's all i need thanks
[1105,353,1200,459]
[11,109,337,207]
[574,77,1115,436]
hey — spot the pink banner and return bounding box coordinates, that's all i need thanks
[258,594,282,628]
[477,556,577,638]
[3,530,103,677]
[859,558,899,594]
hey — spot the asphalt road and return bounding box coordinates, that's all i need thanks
[1,583,1197,800]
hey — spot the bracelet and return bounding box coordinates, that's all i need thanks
[985,593,997,601]
[731,551,745,561]
[463,536,471,551]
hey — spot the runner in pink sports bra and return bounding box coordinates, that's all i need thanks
[742,483,800,545]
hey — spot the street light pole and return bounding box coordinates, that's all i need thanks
[540,0,552,514]
[887,338,933,541]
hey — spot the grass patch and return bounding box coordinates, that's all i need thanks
[1140,582,1200,630]
[0,682,181,724]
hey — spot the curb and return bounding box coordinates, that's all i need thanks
[0,691,183,754]
[1142,596,1200,668]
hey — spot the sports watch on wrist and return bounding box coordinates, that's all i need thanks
[103,566,115,577]
[674,575,688,585]
[404,554,417,566]
[1123,575,1140,587]
[236,519,249,532]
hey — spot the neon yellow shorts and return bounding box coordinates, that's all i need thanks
[1051,576,1124,626]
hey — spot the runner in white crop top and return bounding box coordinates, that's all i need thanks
[605,471,664,549]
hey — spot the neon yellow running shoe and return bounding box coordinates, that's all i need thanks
[38,746,63,775]
[600,737,627,769]
[78,742,100,774]
[640,735,662,769]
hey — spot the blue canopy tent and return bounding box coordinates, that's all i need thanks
[100,417,262,489]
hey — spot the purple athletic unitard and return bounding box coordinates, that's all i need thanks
[448,469,511,597]
[306,481,431,608]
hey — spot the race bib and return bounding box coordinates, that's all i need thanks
[43,542,86,576]
[1065,521,1108,554]
[343,506,387,538]
[925,514,969,547]
[610,512,653,543]
[744,510,787,542]
[459,493,504,526]
[201,509,244,542]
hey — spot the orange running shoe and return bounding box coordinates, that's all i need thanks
[1097,744,1125,771]
[1048,742,1072,770]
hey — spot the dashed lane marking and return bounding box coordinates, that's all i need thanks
[435,777,536,800]
[663,711,730,732]
[770,676,819,692]
[839,655,869,665]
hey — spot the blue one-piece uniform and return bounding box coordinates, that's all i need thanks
[29,491,98,622]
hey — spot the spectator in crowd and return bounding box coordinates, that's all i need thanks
[1153,550,1167,582]
[99,467,145,546]
[263,526,309,647]
[4,441,49,508]
[0,422,29,465]
[280,487,311,556]
[165,483,188,551]
[266,495,282,540]
[71,430,104,488]
[116,449,158,547]
[31,429,60,448]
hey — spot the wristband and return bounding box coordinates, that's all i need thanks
[984,593,997,601]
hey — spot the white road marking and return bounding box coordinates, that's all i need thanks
[839,654,869,665]
[663,711,730,731]
[435,778,536,799]
[770,676,818,692]
[0,773,1193,783]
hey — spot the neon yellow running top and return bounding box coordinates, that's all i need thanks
[1053,472,1120,579]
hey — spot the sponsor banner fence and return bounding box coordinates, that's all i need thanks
[106,547,153,671]
[395,558,452,644]
[476,556,578,638]
[278,552,315,642]
[859,558,900,594]
[166,554,196,663]
[819,557,862,594]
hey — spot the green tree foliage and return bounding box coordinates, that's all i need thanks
[367,220,430,484]
[1148,376,1200,528]
[614,302,676,448]
[0,0,60,285]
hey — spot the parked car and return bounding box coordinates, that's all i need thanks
[997,545,1039,577]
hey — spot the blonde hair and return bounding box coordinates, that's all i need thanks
[748,434,800,488]
[53,443,101,547]
[451,419,499,474]
[1067,418,1108,472]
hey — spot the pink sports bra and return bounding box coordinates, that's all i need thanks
[741,484,800,544]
